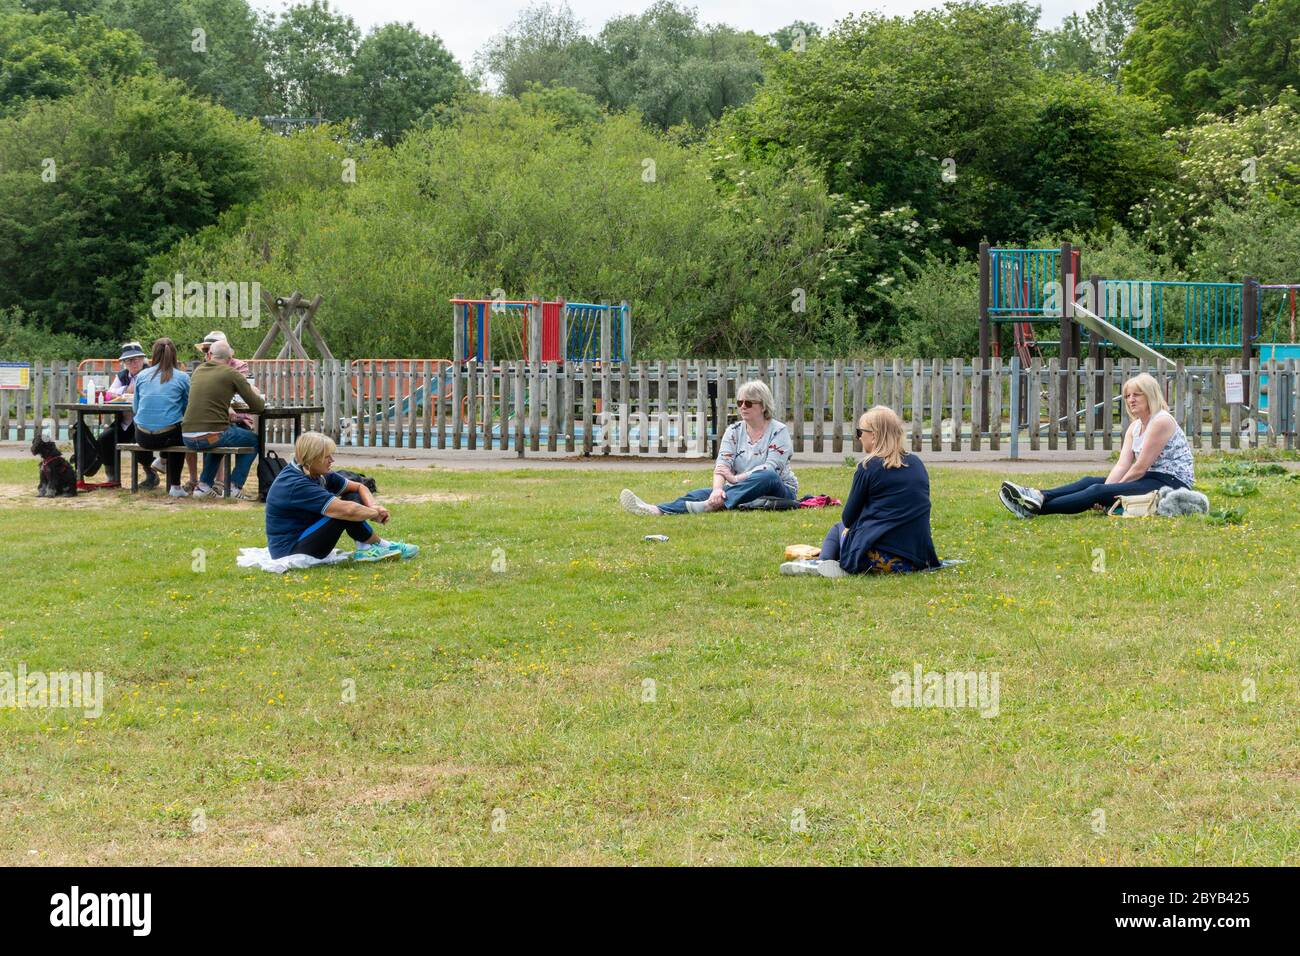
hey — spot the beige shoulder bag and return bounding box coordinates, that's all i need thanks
[1107,490,1160,517]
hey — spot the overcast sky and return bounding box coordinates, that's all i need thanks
[252,1,1093,71]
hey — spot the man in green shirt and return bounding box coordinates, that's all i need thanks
[181,340,267,499]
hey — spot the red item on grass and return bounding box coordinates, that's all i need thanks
[798,495,841,508]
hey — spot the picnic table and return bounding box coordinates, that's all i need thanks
[56,401,134,486]
[56,402,325,496]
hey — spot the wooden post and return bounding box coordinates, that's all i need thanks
[1089,274,1104,430]
[812,358,824,453]
[452,299,465,364]
[1059,242,1074,417]
[978,241,991,432]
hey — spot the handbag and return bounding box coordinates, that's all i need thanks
[335,468,378,494]
[256,449,289,502]
[1107,490,1160,517]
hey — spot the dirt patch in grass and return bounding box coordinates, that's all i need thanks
[0,483,469,509]
[0,483,261,510]
[382,492,473,504]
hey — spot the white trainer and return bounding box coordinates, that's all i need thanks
[168,485,189,498]
[619,488,660,516]
[780,559,846,578]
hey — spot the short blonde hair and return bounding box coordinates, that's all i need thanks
[736,380,775,420]
[1122,373,1167,414]
[858,405,908,469]
[295,431,337,471]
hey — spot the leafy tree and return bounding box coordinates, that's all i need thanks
[1217,0,1300,113]
[0,75,265,340]
[995,72,1173,239]
[0,8,150,112]
[262,0,358,120]
[593,2,765,129]
[477,1,767,130]
[1120,0,1299,123]
[475,1,600,97]
[767,20,820,53]
[1040,0,1136,87]
[352,22,462,144]
[97,0,269,115]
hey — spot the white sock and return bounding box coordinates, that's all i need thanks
[361,539,390,550]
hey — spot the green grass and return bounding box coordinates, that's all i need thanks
[0,459,1296,865]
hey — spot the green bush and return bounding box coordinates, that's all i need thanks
[0,306,115,359]
[137,95,850,358]
[0,75,266,343]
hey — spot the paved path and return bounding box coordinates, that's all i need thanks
[1,440,1115,473]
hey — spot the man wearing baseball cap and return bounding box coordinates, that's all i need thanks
[92,341,154,485]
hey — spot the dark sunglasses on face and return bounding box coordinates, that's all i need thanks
[856,427,874,437]
[737,399,760,409]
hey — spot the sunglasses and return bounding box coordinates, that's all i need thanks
[855,427,875,437]
[737,399,760,409]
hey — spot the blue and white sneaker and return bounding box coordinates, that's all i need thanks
[1000,480,1042,516]
[354,544,399,563]
[382,541,420,560]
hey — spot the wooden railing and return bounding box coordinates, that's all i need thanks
[4,357,1296,456]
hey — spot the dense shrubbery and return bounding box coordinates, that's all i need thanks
[0,0,1297,359]
[136,97,849,357]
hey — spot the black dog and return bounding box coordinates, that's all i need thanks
[32,433,77,497]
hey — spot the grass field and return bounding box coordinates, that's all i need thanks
[0,456,1296,865]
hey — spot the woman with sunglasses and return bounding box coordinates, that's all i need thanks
[619,380,797,515]
[782,405,940,577]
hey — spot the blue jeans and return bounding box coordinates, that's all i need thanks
[657,469,794,514]
[184,426,259,489]
[1038,472,1184,515]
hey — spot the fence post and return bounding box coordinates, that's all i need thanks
[1009,356,1020,460]
[978,241,990,432]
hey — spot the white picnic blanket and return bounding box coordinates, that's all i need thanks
[236,547,352,574]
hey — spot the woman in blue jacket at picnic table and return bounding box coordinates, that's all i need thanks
[782,404,941,577]
[618,379,797,515]
[131,338,190,497]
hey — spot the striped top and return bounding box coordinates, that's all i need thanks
[1133,410,1194,488]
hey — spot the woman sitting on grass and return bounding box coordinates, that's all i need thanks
[782,405,940,577]
[265,431,419,563]
[999,372,1195,518]
[619,379,797,516]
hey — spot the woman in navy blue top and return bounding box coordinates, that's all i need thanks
[783,405,940,577]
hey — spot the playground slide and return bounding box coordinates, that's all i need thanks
[1069,301,1176,370]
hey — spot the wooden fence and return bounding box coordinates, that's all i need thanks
[4,357,1296,456]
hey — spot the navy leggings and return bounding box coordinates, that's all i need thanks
[292,492,376,558]
[1038,472,1184,515]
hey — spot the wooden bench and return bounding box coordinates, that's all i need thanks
[118,444,255,498]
